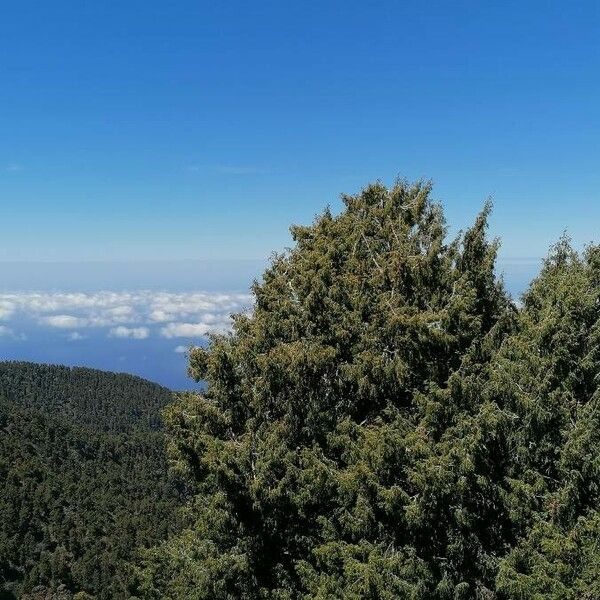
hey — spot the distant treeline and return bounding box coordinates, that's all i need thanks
[0,362,173,432]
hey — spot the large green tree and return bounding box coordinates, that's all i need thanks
[494,241,600,599]
[133,180,512,598]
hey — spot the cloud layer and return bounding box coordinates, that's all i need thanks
[0,291,252,341]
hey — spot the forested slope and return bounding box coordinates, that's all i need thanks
[0,362,173,432]
[0,363,181,600]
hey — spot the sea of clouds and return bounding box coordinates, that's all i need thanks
[0,291,253,344]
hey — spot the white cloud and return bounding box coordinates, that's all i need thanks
[174,345,188,353]
[0,290,252,339]
[105,305,137,320]
[149,309,173,322]
[109,326,150,339]
[0,301,15,320]
[43,315,89,328]
[160,319,232,338]
[67,331,87,341]
[160,322,213,338]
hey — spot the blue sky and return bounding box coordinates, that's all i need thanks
[0,1,598,388]
[1,0,599,262]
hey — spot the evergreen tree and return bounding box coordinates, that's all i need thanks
[494,241,600,599]
[133,180,510,598]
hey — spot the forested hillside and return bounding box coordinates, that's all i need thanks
[0,363,182,600]
[0,362,173,432]
[133,180,600,599]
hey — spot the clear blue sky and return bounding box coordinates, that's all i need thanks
[1,0,599,263]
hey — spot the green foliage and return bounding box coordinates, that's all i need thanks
[133,180,513,598]
[0,362,173,432]
[6,180,600,599]
[0,363,182,599]
[493,242,600,599]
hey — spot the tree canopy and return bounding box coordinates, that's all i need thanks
[133,180,526,598]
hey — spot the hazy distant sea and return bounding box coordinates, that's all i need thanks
[0,258,538,390]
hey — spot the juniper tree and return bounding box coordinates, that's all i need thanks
[133,179,510,599]
[494,241,600,599]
